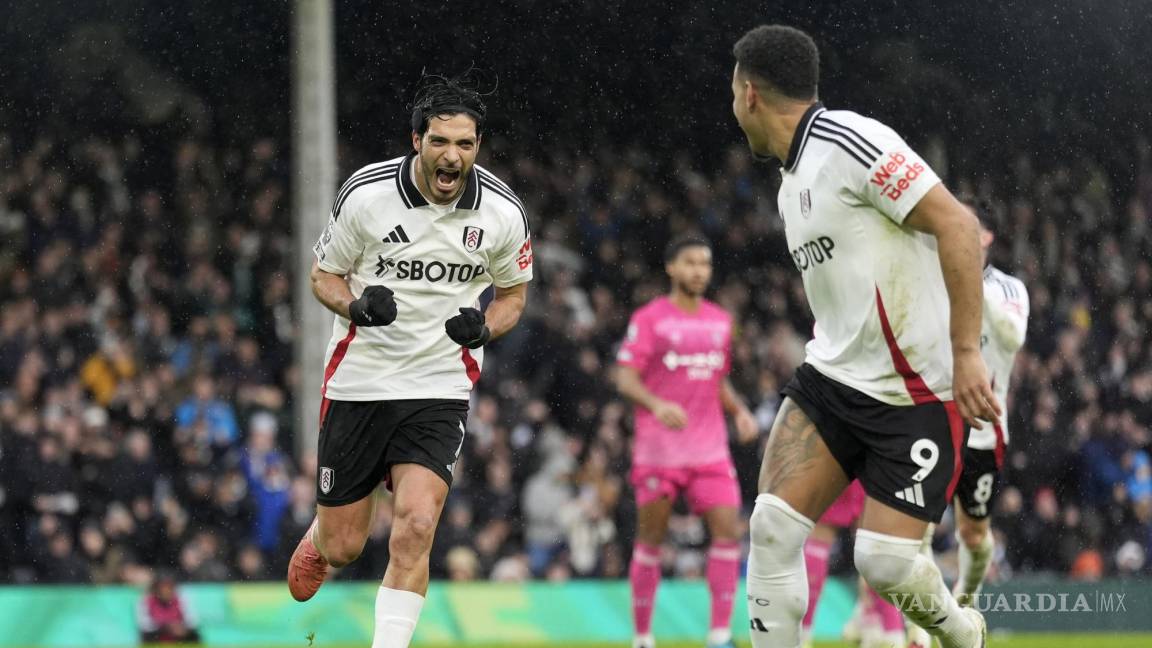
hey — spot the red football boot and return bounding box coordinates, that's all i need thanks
[287,519,329,602]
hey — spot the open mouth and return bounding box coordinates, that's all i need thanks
[434,167,462,193]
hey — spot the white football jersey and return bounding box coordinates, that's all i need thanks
[971,265,1028,449]
[313,153,533,401]
[777,103,952,406]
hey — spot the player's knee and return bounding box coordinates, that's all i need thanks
[854,530,917,593]
[323,535,367,568]
[957,520,989,549]
[748,494,810,555]
[391,509,438,558]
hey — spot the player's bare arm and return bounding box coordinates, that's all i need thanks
[311,260,398,328]
[483,282,528,339]
[905,184,1002,428]
[614,365,687,429]
[720,377,758,443]
[310,260,355,318]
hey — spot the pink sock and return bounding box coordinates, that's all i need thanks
[706,541,741,632]
[801,537,832,630]
[869,586,905,632]
[630,543,662,635]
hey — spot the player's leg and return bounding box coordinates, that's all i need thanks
[371,399,467,648]
[951,449,999,605]
[954,505,994,602]
[630,485,674,648]
[800,522,837,647]
[371,463,449,648]
[801,480,865,646]
[905,524,935,648]
[853,402,983,648]
[694,461,743,648]
[748,397,851,648]
[289,400,388,601]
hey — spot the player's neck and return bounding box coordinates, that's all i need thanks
[767,100,816,163]
[668,291,702,313]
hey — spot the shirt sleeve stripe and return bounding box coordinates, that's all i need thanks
[476,170,526,212]
[811,123,879,164]
[478,178,530,238]
[809,132,871,168]
[814,117,884,157]
[331,169,398,219]
[332,162,400,211]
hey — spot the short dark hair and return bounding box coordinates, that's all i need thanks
[408,70,491,136]
[665,234,712,263]
[733,25,819,100]
[962,197,999,235]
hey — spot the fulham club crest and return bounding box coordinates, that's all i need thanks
[800,189,812,218]
[319,467,334,495]
[462,226,484,253]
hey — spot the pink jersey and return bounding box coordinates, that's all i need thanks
[617,296,733,467]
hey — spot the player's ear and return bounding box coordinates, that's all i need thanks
[411,131,421,152]
[745,81,759,112]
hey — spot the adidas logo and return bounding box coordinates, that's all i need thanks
[382,225,410,244]
[895,482,925,507]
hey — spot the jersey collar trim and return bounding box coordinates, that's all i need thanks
[397,152,482,210]
[783,102,826,173]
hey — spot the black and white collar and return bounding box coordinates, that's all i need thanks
[783,102,826,173]
[396,152,482,210]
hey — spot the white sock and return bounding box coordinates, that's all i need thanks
[955,529,994,600]
[855,530,977,648]
[371,586,425,648]
[746,493,814,648]
[919,523,935,559]
[707,627,732,645]
[632,633,655,648]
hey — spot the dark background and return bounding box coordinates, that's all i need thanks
[2,1,1148,199]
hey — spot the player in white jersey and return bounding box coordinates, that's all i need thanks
[730,26,1000,648]
[287,72,532,648]
[907,201,1028,648]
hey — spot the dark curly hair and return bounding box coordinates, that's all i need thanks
[664,233,712,263]
[407,69,493,136]
[962,196,1000,235]
[733,25,819,100]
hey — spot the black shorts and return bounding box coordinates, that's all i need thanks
[781,363,968,523]
[315,398,468,506]
[953,447,1002,520]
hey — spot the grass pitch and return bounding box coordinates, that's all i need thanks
[405,637,1152,648]
[140,635,1152,648]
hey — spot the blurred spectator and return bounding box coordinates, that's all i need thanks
[238,411,291,553]
[1,76,1151,586]
[174,375,239,448]
[137,573,202,644]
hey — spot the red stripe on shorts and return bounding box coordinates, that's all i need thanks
[992,422,1006,470]
[944,401,966,500]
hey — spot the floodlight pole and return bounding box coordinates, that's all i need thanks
[292,0,337,461]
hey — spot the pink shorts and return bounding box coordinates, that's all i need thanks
[819,480,866,527]
[631,460,741,514]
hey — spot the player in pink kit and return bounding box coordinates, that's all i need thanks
[802,482,907,648]
[615,235,759,648]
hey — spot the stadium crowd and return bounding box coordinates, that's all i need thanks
[1,114,1151,587]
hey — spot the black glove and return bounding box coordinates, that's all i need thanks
[445,307,491,349]
[348,285,397,327]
